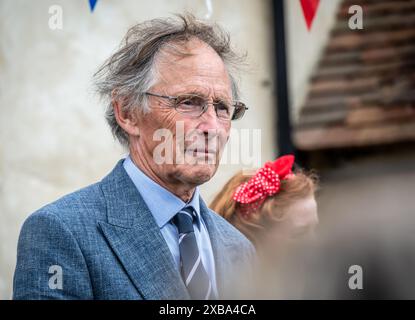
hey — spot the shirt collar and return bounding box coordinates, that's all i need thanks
[123,155,201,229]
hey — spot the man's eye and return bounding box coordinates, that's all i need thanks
[216,102,230,113]
[179,96,204,106]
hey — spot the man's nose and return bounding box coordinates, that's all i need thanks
[197,104,221,133]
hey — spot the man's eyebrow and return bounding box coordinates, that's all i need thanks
[178,89,231,101]
[185,89,207,96]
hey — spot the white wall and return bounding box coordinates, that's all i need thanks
[0,0,275,299]
[285,0,342,122]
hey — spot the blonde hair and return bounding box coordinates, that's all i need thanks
[210,169,318,246]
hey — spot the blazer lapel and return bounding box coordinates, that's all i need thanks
[98,160,190,300]
[199,198,236,299]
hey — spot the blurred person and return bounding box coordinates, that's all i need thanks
[210,155,319,298]
[297,207,415,299]
[210,155,318,251]
[241,170,415,300]
[13,14,255,300]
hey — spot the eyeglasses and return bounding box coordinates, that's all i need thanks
[145,92,248,121]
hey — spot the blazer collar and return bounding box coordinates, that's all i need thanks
[98,159,237,299]
[98,159,189,299]
[199,198,239,298]
[122,155,202,229]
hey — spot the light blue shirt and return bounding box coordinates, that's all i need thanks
[123,155,218,297]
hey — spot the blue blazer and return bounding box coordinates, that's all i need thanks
[13,160,255,299]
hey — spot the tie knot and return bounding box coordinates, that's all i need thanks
[173,207,195,234]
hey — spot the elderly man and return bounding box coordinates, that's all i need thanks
[13,15,255,300]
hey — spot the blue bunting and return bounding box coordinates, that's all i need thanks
[89,0,99,12]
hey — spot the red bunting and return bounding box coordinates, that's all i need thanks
[300,0,320,30]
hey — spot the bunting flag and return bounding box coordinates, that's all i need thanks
[300,0,320,30]
[89,0,99,12]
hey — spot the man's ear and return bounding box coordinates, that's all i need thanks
[112,96,140,137]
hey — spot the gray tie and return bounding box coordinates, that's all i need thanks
[173,206,215,300]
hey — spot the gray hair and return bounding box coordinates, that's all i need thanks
[94,14,245,147]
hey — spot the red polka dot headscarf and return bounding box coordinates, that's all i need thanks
[233,155,295,217]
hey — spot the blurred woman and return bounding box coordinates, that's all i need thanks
[210,155,319,297]
[211,154,318,245]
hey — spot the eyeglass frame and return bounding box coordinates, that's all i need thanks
[144,92,248,121]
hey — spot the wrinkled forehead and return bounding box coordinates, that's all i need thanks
[153,38,232,97]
